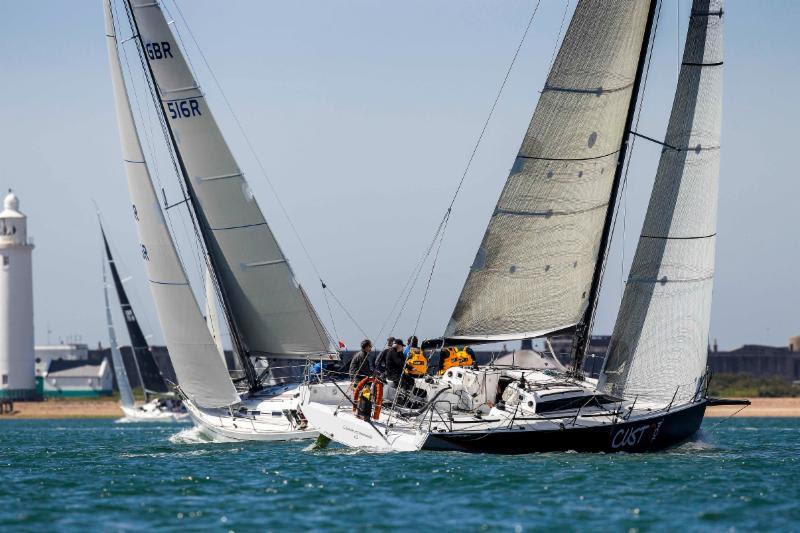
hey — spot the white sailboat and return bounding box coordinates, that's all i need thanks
[103,0,344,440]
[100,219,187,422]
[304,0,748,453]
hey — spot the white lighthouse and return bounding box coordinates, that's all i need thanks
[0,190,35,399]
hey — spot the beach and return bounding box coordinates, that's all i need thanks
[0,397,797,420]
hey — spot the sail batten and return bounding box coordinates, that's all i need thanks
[600,0,724,406]
[103,0,239,408]
[126,0,335,360]
[444,0,654,342]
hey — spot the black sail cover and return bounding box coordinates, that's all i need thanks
[101,228,167,393]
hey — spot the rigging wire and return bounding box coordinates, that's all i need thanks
[403,0,544,337]
[165,0,365,341]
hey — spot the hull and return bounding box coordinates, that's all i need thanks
[422,401,707,454]
[119,404,189,423]
[181,381,347,442]
[304,398,707,454]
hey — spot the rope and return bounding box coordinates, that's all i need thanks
[707,404,749,431]
[394,0,544,336]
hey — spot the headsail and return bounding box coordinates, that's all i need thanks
[125,0,335,360]
[600,0,724,406]
[104,0,239,408]
[204,266,226,364]
[444,0,654,344]
[100,226,167,397]
[101,249,135,409]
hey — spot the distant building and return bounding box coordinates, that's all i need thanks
[43,359,113,398]
[708,343,800,381]
[0,190,36,400]
[35,343,89,378]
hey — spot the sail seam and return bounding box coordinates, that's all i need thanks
[516,149,619,163]
[197,172,242,182]
[641,233,716,240]
[494,203,606,218]
[211,222,267,231]
[148,279,190,286]
[542,81,633,96]
[627,274,714,284]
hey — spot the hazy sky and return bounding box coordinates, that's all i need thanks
[0,1,797,351]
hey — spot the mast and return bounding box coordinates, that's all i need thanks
[570,0,660,373]
[101,242,135,409]
[100,223,167,399]
[122,0,259,389]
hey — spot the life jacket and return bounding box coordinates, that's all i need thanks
[404,348,428,376]
[439,347,474,374]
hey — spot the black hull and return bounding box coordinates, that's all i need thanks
[422,400,707,454]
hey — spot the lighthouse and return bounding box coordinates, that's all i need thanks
[0,190,36,399]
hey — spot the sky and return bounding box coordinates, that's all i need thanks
[0,1,797,352]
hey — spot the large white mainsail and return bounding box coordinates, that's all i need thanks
[102,252,135,409]
[444,0,654,343]
[126,0,334,359]
[600,0,724,406]
[103,0,239,408]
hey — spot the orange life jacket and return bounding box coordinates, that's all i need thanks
[404,348,428,376]
[439,347,474,374]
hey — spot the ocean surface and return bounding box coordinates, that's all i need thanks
[0,417,798,531]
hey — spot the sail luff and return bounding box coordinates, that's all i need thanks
[102,250,135,408]
[125,0,336,362]
[101,226,166,397]
[600,0,724,406]
[570,0,659,370]
[443,0,655,345]
[204,266,226,364]
[104,0,239,408]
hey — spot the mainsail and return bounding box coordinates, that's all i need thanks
[101,250,135,409]
[125,0,335,360]
[444,0,654,343]
[101,226,167,396]
[104,0,239,408]
[600,0,724,406]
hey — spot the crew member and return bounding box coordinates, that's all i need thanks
[349,339,373,382]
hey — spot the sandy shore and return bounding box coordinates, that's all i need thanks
[705,397,800,418]
[0,397,797,420]
[0,399,122,419]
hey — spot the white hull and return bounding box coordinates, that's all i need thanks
[182,380,349,442]
[119,403,189,423]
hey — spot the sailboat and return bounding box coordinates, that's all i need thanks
[103,0,344,440]
[304,0,748,453]
[99,220,187,422]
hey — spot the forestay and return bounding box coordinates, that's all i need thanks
[600,0,724,406]
[445,0,653,342]
[104,0,239,408]
[127,0,335,359]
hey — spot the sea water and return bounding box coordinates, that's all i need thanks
[0,418,798,531]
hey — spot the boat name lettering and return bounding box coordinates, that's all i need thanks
[342,425,373,441]
[145,41,173,60]
[167,100,201,119]
[611,425,649,449]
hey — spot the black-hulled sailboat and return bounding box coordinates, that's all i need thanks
[304,0,748,453]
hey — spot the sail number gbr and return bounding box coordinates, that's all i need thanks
[167,99,202,119]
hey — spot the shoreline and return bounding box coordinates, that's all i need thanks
[0,397,798,420]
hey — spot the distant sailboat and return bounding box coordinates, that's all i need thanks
[103,0,344,440]
[304,0,748,453]
[99,220,187,422]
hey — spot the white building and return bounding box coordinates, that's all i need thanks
[44,359,113,398]
[34,343,89,378]
[0,190,35,399]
